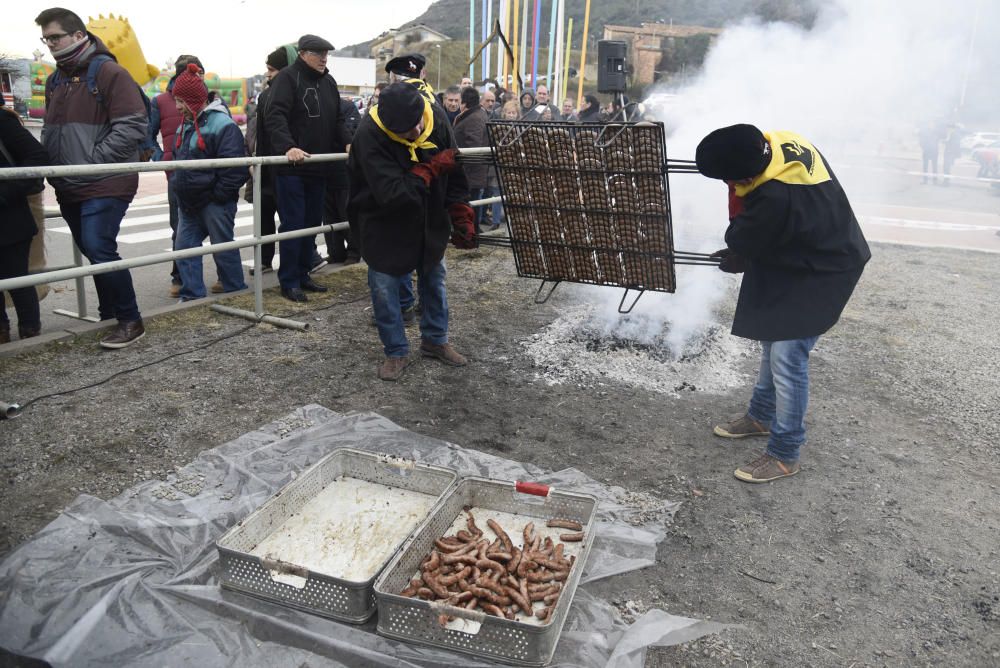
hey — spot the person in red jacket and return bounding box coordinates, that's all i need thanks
[36,6,147,349]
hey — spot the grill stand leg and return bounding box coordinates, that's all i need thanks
[534,280,560,304]
[618,288,644,314]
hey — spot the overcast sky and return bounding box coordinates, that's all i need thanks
[0,1,434,76]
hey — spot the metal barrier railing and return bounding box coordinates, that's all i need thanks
[0,147,498,329]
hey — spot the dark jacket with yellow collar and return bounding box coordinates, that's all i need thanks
[727,131,870,341]
[347,99,468,275]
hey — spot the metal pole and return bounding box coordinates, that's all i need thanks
[252,163,264,318]
[563,16,573,104]
[470,0,476,81]
[511,0,521,94]
[209,304,309,331]
[51,241,99,322]
[577,0,591,108]
[546,0,558,92]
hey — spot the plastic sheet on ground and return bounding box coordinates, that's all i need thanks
[0,405,727,667]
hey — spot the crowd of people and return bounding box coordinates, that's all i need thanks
[2,8,875,484]
[0,6,636,354]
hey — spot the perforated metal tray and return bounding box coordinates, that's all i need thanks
[216,448,457,623]
[374,477,598,665]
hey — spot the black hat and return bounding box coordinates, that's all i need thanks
[695,124,772,181]
[266,47,288,70]
[378,82,425,133]
[297,34,334,52]
[385,53,426,77]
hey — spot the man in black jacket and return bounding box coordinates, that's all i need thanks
[262,34,348,302]
[348,83,476,381]
[696,124,870,484]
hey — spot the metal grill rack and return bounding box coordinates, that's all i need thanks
[484,120,715,313]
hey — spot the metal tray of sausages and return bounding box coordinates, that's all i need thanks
[215,448,457,623]
[374,477,598,665]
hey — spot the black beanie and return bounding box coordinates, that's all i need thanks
[695,124,772,181]
[378,82,425,133]
[266,47,288,70]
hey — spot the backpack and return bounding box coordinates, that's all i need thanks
[47,54,152,119]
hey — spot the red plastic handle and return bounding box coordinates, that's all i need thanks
[515,481,551,497]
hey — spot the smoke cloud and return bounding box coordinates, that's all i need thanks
[589,0,992,355]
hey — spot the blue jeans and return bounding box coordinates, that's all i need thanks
[59,197,141,322]
[175,200,247,300]
[274,174,325,289]
[470,188,485,226]
[747,337,819,463]
[368,262,448,357]
[483,185,503,227]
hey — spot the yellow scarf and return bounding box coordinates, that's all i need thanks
[404,77,436,105]
[734,130,832,197]
[370,98,437,162]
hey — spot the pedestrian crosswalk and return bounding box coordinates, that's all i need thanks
[45,201,333,271]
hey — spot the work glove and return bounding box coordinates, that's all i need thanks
[710,248,747,274]
[448,202,478,249]
[410,149,458,188]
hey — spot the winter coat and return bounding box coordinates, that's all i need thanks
[347,102,469,276]
[262,57,348,178]
[171,99,248,207]
[41,33,147,203]
[0,109,47,247]
[452,104,489,190]
[144,75,182,164]
[726,130,870,341]
[328,98,360,191]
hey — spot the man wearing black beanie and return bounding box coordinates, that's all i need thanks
[348,82,475,381]
[696,124,870,483]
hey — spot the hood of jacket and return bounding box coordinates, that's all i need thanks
[519,88,536,108]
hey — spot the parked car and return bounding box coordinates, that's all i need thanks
[971,140,1000,177]
[960,131,1000,152]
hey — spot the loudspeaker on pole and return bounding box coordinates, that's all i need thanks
[597,39,627,93]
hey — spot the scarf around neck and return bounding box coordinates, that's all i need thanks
[53,36,95,71]
[369,98,437,162]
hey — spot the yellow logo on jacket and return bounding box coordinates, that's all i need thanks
[734,130,831,197]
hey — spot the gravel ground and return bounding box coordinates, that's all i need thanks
[1,240,998,666]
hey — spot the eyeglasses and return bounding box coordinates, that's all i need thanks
[40,32,71,45]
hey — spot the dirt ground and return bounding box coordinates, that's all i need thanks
[1,240,998,667]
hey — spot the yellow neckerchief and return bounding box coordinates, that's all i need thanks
[734,130,832,197]
[404,77,436,105]
[370,97,437,162]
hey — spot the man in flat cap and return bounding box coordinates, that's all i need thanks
[348,82,476,381]
[261,34,349,301]
[696,124,870,483]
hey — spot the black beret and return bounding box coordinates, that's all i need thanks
[385,53,426,77]
[297,34,334,52]
[695,124,772,181]
[265,47,288,70]
[378,82,425,133]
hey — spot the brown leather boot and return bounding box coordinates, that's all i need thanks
[420,341,467,367]
[378,356,410,381]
